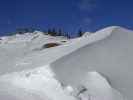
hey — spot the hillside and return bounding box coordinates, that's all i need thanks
[0,31,72,75]
[51,26,133,100]
[0,26,132,100]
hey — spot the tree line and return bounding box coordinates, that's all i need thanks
[11,27,84,38]
[47,28,84,38]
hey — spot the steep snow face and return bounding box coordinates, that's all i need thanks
[78,71,123,100]
[51,26,133,100]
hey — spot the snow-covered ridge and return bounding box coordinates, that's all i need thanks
[0,26,132,100]
[0,31,45,43]
[51,26,133,100]
[0,26,131,75]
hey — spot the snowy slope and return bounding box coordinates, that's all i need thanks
[82,32,91,37]
[0,26,132,100]
[0,32,80,100]
[0,31,72,75]
[51,26,133,100]
[0,65,77,100]
[0,68,123,100]
[0,27,114,75]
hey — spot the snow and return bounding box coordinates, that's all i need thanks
[51,26,133,100]
[0,26,117,75]
[0,66,123,100]
[82,32,91,37]
[0,31,70,75]
[0,26,132,100]
[0,65,76,100]
[79,72,123,100]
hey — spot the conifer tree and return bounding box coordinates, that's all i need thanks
[78,28,83,37]
[51,28,57,36]
[48,28,52,35]
[58,29,62,36]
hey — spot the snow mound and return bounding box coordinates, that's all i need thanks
[0,26,132,100]
[51,26,133,100]
[0,65,76,100]
[0,65,123,100]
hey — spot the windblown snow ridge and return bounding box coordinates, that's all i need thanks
[51,26,133,100]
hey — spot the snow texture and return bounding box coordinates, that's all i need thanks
[51,26,133,100]
[0,26,132,100]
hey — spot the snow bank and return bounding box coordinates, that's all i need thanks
[0,65,123,100]
[0,26,132,100]
[0,65,76,100]
[79,71,123,100]
[0,31,69,75]
[51,26,133,100]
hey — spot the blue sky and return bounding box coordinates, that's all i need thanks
[0,0,133,35]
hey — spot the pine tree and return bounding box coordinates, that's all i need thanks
[16,28,35,34]
[48,28,52,35]
[58,29,62,36]
[78,29,83,37]
[51,28,57,36]
[65,32,70,39]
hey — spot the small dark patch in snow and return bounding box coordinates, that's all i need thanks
[32,43,61,51]
[76,85,87,96]
[31,35,39,40]
[25,72,31,78]
[42,43,61,48]
[61,40,67,43]
[99,72,112,86]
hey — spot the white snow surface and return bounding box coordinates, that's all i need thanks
[0,26,131,100]
[0,67,123,100]
[51,26,133,100]
[0,65,76,100]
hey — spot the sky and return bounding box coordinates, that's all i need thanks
[0,0,133,36]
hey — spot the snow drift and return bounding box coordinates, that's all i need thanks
[0,26,132,100]
[0,65,77,100]
[0,65,123,100]
[51,26,133,100]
